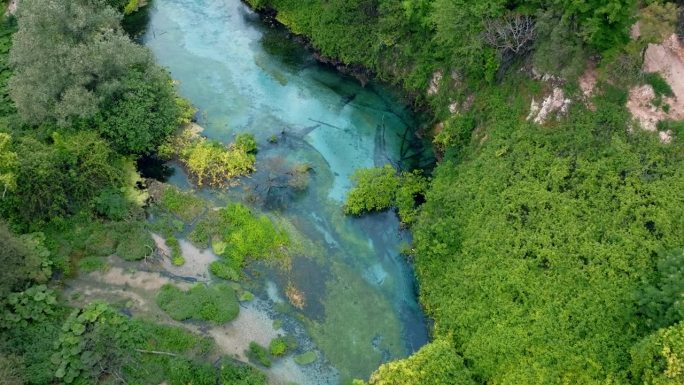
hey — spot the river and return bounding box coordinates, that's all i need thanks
[142,0,432,383]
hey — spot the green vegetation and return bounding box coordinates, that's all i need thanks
[77,256,110,273]
[293,351,316,366]
[160,127,258,187]
[247,342,272,367]
[364,339,475,385]
[159,185,206,222]
[156,283,240,324]
[269,337,288,356]
[220,359,267,385]
[191,203,289,272]
[345,165,428,224]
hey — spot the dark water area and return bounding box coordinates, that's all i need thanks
[143,0,432,382]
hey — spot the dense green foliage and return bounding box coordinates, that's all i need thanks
[411,90,684,383]
[156,283,240,324]
[9,0,182,154]
[637,249,684,330]
[247,0,635,95]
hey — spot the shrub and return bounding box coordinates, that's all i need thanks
[169,130,258,187]
[159,186,205,222]
[166,358,216,385]
[345,165,428,224]
[192,203,289,270]
[269,337,288,357]
[345,165,398,215]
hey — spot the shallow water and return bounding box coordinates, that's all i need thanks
[143,0,431,382]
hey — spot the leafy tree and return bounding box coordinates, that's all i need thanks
[91,67,181,154]
[9,0,153,126]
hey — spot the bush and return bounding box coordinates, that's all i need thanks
[168,129,257,187]
[156,283,239,324]
[345,165,428,224]
[246,342,271,368]
[191,203,289,270]
[630,322,684,385]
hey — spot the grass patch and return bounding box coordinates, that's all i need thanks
[156,283,239,324]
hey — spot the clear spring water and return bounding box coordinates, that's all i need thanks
[143,0,432,382]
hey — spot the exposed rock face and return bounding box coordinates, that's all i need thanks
[527,87,571,124]
[627,33,684,143]
[428,70,443,96]
[5,0,18,15]
[626,85,668,131]
[579,63,598,100]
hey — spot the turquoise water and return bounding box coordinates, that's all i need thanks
[144,0,431,382]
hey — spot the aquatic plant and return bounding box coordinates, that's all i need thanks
[247,342,271,368]
[156,283,239,324]
[293,351,316,366]
[269,337,288,357]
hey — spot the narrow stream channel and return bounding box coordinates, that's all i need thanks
[143,0,433,383]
